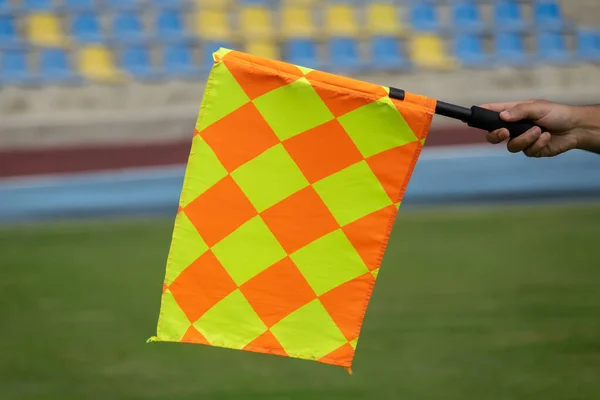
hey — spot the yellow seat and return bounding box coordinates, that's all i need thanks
[281,0,318,6]
[409,34,456,69]
[281,6,317,38]
[366,3,406,36]
[77,45,123,82]
[239,6,274,38]
[245,40,280,60]
[194,0,232,9]
[324,4,358,37]
[194,9,231,39]
[25,13,66,47]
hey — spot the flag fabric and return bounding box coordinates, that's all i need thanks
[148,48,436,370]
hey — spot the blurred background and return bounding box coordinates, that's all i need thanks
[1,0,600,399]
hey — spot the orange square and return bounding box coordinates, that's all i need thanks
[240,257,316,327]
[283,119,363,183]
[261,186,339,254]
[184,175,257,246]
[169,251,238,323]
[200,102,280,172]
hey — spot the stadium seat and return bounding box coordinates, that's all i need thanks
[64,0,97,11]
[454,34,491,67]
[0,16,22,47]
[534,0,564,29]
[195,10,231,40]
[202,40,233,70]
[281,6,316,38]
[324,4,359,37]
[71,12,104,43]
[1,49,34,84]
[409,34,455,69]
[23,0,54,12]
[576,28,600,62]
[239,5,274,38]
[453,1,485,33]
[120,45,161,79]
[536,31,573,63]
[370,36,410,71]
[285,38,320,69]
[164,42,203,78]
[327,37,364,72]
[193,0,232,9]
[156,10,187,41]
[245,39,279,60]
[113,12,146,43]
[105,0,140,10]
[150,0,188,9]
[76,45,123,82]
[25,13,66,47]
[39,47,81,83]
[494,32,531,65]
[494,0,527,32]
[410,3,440,33]
[366,2,406,36]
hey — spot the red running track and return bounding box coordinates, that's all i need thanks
[0,126,485,178]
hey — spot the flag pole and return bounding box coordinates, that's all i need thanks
[388,87,541,138]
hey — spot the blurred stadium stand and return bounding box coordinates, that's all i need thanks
[0,0,597,81]
[0,1,596,110]
[1,0,600,221]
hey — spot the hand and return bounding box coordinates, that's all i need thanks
[480,99,584,157]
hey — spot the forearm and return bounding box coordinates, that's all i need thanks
[574,105,600,154]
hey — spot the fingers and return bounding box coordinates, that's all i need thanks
[485,128,510,144]
[506,126,543,153]
[523,131,552,157]
[499,101,551,123]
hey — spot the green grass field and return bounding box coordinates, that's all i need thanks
[2,203,600,400]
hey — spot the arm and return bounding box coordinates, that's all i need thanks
[480,100,600,157]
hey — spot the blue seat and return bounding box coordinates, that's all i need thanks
[327,37,363,72]
[164,43,203,78]
[202,40,233,70]
[577,28,600,62]
[64,0,97,11]
[113,12,146,43]
[39,47,81,83]
[534,1,564,29]
[1,50,34,84]
[120,45,162,79]
[71,13,103,43]
[149,0,188,8]
[537,31,572,63]
[454,34,490,66]
[285,38,320,70]
[410,3,440,32]
[453,2,485,33]
[494,0,526,32]
[105,0,140,10]
[371,36,410,70]
[0,16,21,47]
[156,10,186,41]
[495,32,531,65]
[23,0,54,11]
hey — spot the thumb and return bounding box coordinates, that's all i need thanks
[500,101,550,122]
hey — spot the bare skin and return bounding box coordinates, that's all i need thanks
[480,100,600,157]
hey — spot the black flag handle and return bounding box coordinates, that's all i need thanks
[388,87,542,139]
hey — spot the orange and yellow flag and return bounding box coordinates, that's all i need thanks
[148,48,436,370]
